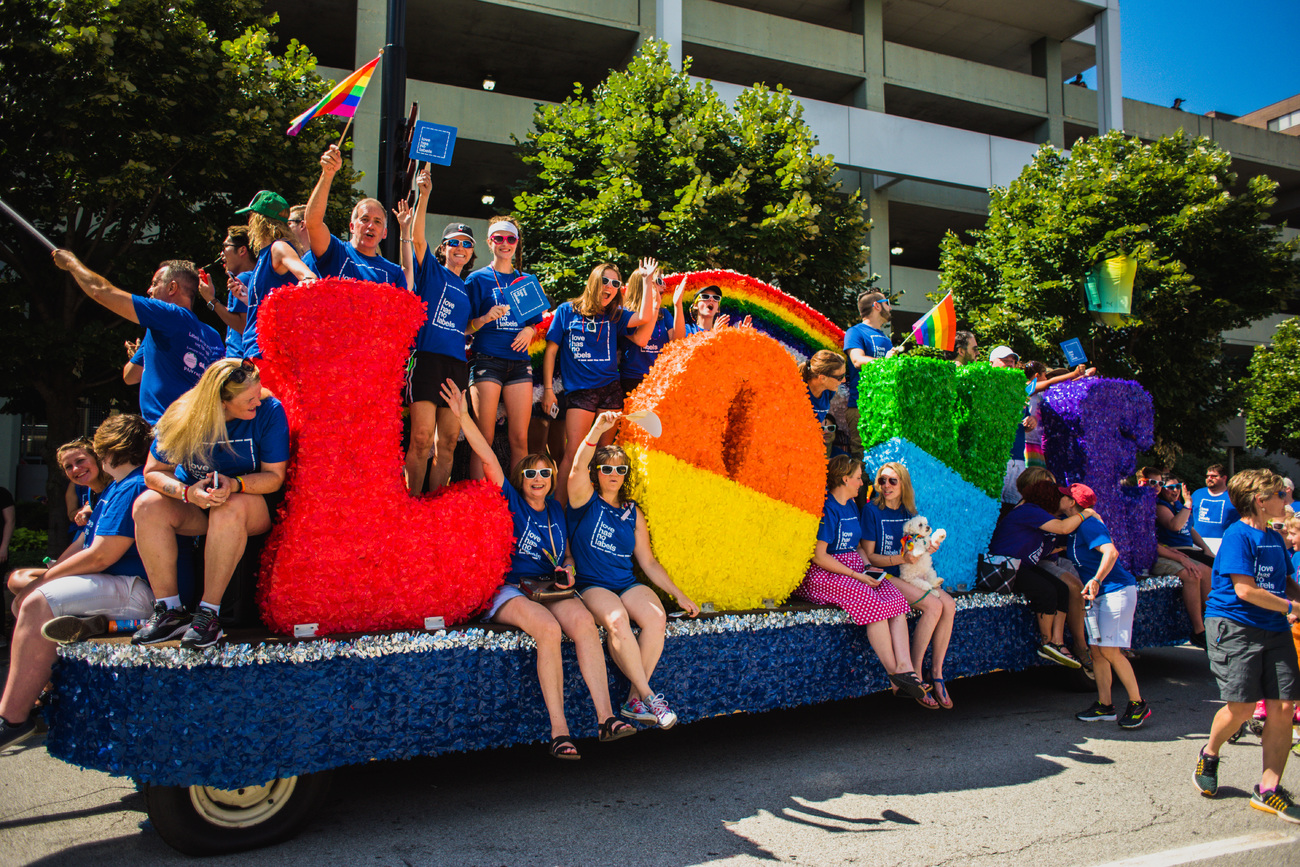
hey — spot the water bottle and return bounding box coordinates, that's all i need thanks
[1084,601,1101,643]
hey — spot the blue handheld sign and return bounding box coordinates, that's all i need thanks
[1060,338,1088,366]
[409,121,458,166]
[506,275,549,323]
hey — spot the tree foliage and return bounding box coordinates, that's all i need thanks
[0,0,360,546]
[939,131,1299,460]
[513,41,870,322]
[1245,316,1300,458]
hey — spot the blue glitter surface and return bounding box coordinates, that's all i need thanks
[46,581,1191,788]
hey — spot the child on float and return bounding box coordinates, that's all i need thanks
[437,379,636,760]
[860,461,959,708]
[801,350,847,426]
[566,411,700,730]
[543,262,657,506]
[394,169,478,495]
[1,415,158,749]
[235,191,316,361]
[1062,484,1150,728]
[792,455,938,709]
[465,217,547,481]
[59,437,112,531]
[618,259,687,396]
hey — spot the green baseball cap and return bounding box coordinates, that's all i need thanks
[235,190,290,220]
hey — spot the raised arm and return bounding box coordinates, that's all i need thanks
[411,169,432,265]
[305,145,342,258]
[393,199,416,290]
[197,270,247,333]
[440,379,504,485]
[51,250,139,323]
[670,280,686,341]
[567,412,619,509]
[627,258,659,328]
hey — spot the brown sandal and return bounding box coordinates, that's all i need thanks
[549,736,581,761]
[599,717,636,742]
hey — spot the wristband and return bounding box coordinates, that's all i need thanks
[180,485,189,504]
[585,441,598,447]
[235,476,246,493]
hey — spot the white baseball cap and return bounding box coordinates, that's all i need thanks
[989,345,1018,362]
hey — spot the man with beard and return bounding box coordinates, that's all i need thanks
[1193,464,1241,556]
[953,330,979,365]
[842,291,899,458]
[303,144,406,287]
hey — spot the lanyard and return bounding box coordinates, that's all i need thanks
[529,503,561,567]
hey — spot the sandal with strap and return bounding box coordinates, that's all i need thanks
[914,690,940,710]
[887,671,929,701]
[930,677,953,709]
[548,736,581,761]
[599,717,636,742]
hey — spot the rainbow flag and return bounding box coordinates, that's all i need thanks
[286,53,382,136]
[910,291,957,351]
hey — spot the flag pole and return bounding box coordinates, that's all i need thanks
[336,116,354,148]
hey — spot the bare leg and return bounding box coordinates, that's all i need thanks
[0,593,57,725]
[887,579,954,677]
[1260,699,1297,791]
[580,587,653,699]
[468,380,503,480]
[1204,700,1256,757]
[556,408,596,508]
[493,596,569,737]
[199,494,270,607]
[887,615,914,672]
[1057,568,1089,658]
[428,405,463,491]
[405,400,437,494]
[1177,568,1206,633]
[547,596,614,723]
[501,381,534,477]
[132,491,208,598]
[863,620,900,673]
[620,585,667,699]
[1050,611,1068,645]
[7,568,46,615]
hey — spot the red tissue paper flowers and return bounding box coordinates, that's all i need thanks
[256,278,513,635]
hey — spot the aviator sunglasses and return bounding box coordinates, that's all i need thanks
[442,238,474,249]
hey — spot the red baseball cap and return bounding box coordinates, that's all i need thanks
[1060,483,1097,509]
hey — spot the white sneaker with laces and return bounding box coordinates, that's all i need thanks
[647,693,678,730]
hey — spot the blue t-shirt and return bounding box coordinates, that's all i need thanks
[83,467,148,579]
[807,386,833,424]
[988,503,1056,563]
[412,253,471,360]
[567,496,639,592]
[151,397,291,485]
[305,234,406,287]
[465,266,546,361]
[547,303,635,392]
[1156,499,1195,548]
[862,501,913,575]
[619,311,673,381]
[1009,406,1029,460]
[1205,521,1292,632]
[843,322,892,409]
[1192,488,1240,541]
[1066,516,1136,595]
[130,296,224,425]
[501,481,566,584]
[242,245,302,360]
[223,272,251,358]
[1292,549,1300,581]
[816,495,863,555]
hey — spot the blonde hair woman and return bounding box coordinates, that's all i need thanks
[619,259,688,395]
[236,190,315,360]
[131,358,290,649]
[543,261,656,505]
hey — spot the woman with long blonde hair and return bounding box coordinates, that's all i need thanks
[618,258,687,395]
[542,261,657,505]
[131,358,290,650]
[236,191,315,360]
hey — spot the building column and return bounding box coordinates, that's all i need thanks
[1031,37,1064,147]
[1094,0,1124,133]
[653,0,683,70]
[850,0,886,112]
[352,0,389,197]
[867,178,891,294]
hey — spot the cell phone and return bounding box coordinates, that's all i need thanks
[547,401,559,419]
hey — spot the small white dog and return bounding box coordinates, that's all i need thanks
[897,515,947,593]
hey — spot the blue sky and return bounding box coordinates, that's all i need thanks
[1079,0,1298,117]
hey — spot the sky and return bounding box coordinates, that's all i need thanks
[1079,0,1298,117]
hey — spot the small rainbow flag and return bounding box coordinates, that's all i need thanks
[910,291,957,352]
[286,53,382,136]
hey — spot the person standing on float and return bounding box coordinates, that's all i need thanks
[303,145,407,287]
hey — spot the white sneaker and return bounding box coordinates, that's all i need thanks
[620,697,657,724]
[646,693,678,730]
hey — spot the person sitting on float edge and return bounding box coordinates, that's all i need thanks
[59,437,112,531]
[567,411,700,730]
[394,168,477,495]
[131,359,290,650]
[236,191,317,361]
[792,456,938,708]
[860,461,959,708]
[51,250,224,425]
[1193,469,1300,820]
[438,379,636,760]
[0,414,157,750]
[303,145,407,287]
[801,349,848,427]
[1150,475,1211,648]
[1063,483,1150,729]
[987,477,1096,668]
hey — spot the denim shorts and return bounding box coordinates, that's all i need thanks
[469,354,532,387]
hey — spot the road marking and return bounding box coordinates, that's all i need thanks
[1091,832,1296,867]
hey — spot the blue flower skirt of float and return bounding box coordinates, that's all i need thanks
[46,578,1190,790]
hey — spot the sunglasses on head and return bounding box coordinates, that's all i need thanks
[876,476,899,486]
[489,233,518,245]
[598,464,629,476]
[601,277,623,289]
[442,238,473,249]
[522,468,553,479]
[697,292,722,302]
[226,358,257,386]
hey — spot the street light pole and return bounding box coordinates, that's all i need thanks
[378,0,407,262]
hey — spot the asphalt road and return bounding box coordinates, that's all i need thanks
[3,646,1299,867]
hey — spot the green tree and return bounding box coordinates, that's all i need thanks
[0,0,360,549]
[939,131,1299,461]
[1245,316,1300,458]
[513,41,870,322]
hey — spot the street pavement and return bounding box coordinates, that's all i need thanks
[3,645,1299,866]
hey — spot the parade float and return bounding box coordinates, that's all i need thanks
[41,276,1189,855]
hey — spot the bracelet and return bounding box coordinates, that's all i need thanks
[401,239,414,244]
[543,386,553,392]
[235,475,246,493]
[585,441,598,447]
[180,485,189,504]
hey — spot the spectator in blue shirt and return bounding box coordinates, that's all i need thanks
[52,251,224,424]
[843,291,898,457]
[1193,469,1300,820]
[1192,464,1240,556]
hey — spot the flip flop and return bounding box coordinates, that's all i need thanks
[930,677,953,709]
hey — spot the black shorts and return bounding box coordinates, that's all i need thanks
[406,351,469,407]
[567,381,625,414]
[621,377,643,397]
[1014,562,1070,615]
[1207,616,1300,703]
[532,391,567,421]
[469,354,532,387]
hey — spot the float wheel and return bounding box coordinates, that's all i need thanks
[143,770,333,855]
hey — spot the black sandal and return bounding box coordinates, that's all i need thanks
[549,736,581,761]
[599,717,636,742]
[887,671,929,702]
